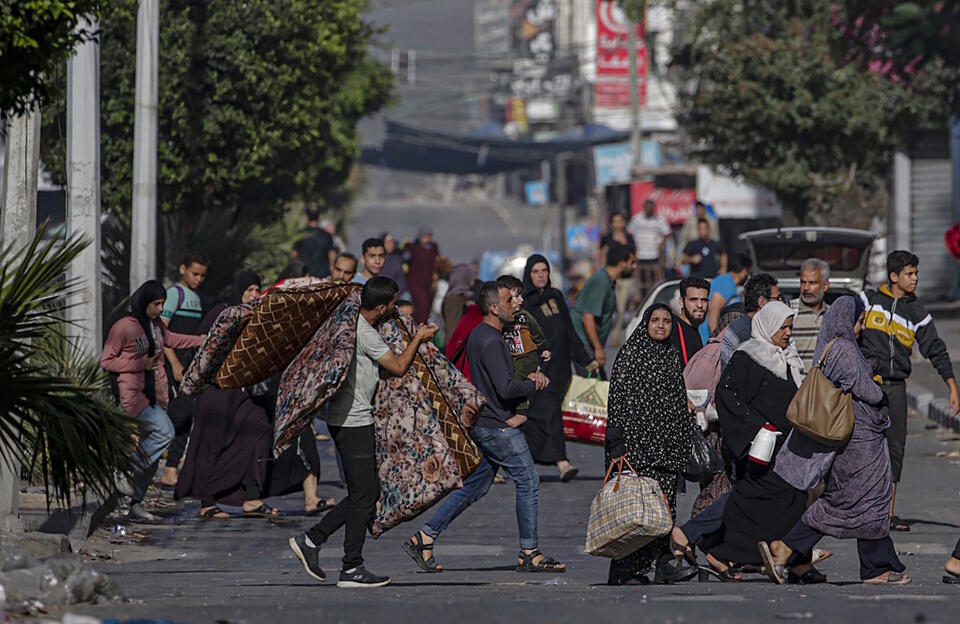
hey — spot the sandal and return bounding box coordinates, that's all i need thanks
[864,571,910,585]
[758,541,786,585]
[199,506,230,519]
[242,503,280,518]
[890,516,911,532]
[942,574,960,585]
[787,567,827,585]
[812,548,833,564]
[698,566,741,582]
[517,549,565,573]
[305,499,335,516]
[671,536,697,566]
[402,532,443,573]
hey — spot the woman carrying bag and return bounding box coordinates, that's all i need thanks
[604,303,697,585]
[760,296,909,585]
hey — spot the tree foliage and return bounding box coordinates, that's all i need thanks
[0,0,100,115]
[40,0,391,299]
[622,0,956,224]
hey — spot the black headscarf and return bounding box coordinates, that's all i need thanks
[522,254,552,302]
[127,280,167,406]
[607,303,693,474]
[230,270,261,306]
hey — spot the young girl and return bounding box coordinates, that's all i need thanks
[101,280,204,522]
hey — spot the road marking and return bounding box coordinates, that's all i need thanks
[651,595,747,602]
[845,595,947,601]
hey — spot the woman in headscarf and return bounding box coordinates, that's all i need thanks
[700,301,806,574]
[380,232,408,297]
[101,280,205,522]
[521,255,595,480]
[441,264,475,345]
[605,303,697,585]
[760,296,909,585]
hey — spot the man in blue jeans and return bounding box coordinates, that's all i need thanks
[402,280,566,574]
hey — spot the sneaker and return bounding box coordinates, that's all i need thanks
[337,566,391,588]
[128,502,160,523]
[289,534,326,582]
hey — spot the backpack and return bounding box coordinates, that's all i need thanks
[683,327,728,407]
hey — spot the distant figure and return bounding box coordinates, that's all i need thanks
[291,207,336,278]
[682,219,727,279]
[405,226,439,324]
[679,200,720,250]
[627,199,671,302]
[601,211,637,346]
[705,253,752,340]
[379,232,408,296]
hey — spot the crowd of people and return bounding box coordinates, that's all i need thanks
[99,203,960,589]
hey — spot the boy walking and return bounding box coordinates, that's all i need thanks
[159,253,208,489]
[860,251,960,531]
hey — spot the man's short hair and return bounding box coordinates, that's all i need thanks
[643,199,656,210]
[680,276,710,299]
[606,242,634,267]
[362,238,385,255]
[744,273,778,313]
[361,276,399,309]
[697,218,710,229]
[180,252,208,268]
[695,200,706,209]
[306,207,321,223]
[335,251,358,268]
[496,274,523,291]
[728,253,753,273]
[478,281,502,316]
[800,257,831,281]
[887,250,919,276]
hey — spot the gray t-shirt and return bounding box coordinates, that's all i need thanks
[324,315,390,428]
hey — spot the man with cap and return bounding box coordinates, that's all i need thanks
[405,226,440,324]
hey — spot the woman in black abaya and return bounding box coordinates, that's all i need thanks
[521,255,594,481]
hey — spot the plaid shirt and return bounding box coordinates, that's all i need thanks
[790,298,829,372]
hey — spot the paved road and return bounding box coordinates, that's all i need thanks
[56,408,960,624]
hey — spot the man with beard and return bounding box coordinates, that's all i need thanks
[672,277,710,365]
[790,258,831,371]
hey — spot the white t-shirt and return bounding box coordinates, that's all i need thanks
[324,315,390,428]
[627,213,671,260]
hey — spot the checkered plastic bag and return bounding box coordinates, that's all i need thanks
[585,457,673,559]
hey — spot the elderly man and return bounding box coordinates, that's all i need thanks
[790,258,831,371]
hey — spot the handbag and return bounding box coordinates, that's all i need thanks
[562,372,608,445]
[785,338,854,447]
[585,456,673,559]
[683,427,725,482]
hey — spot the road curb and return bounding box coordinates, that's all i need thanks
[907,383,959,433]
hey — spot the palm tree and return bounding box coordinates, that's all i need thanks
[0,227,135,506]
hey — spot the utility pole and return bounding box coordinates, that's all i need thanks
[67,17,103,358]
[627,16,641,167]
[131,0,159,292]
[0,103,41,533]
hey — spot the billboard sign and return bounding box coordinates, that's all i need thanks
[595,1,646,109]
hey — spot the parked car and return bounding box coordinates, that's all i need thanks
[625,227,876,340]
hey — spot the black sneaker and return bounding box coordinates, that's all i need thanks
[289,534,326,582]
[337,566,391,588]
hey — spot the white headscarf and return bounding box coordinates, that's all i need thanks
[737,300,805,386]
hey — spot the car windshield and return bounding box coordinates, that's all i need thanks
[750,239,869,273]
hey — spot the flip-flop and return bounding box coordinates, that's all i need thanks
[757,541,785,585]
[812,548,832,564]
[305,499,335,516]
[864,571,910,585]
[243,504,280,518]
[942,574,960,585]
[890,516,911,532]
[199,506,230,519]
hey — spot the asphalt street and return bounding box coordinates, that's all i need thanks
[55,408,960,624]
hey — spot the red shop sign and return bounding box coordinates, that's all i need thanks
[630,181,696,225]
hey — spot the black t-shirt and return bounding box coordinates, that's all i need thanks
[293,227,334,278]
[671,314,704,365]
[683,238,725,278]
[601,233,637,255]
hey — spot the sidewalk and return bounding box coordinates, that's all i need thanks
[905,315,960,431]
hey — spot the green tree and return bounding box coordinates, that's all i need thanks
[622,1,955,224]
[40,0,391,300]
[0,0,100,115]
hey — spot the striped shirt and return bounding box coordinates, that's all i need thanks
[790,298,829,372]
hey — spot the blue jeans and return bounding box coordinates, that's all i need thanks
[132,404,175,501]
[422,425,540,550]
